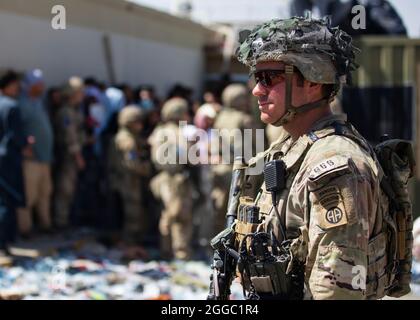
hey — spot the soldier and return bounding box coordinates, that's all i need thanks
[52,78,85,229]
[149,98,193,260]
[211,84,256,234]
[108,106,152,245]
[210,17,412,300]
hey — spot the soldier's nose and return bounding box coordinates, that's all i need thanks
[252,82,267,97]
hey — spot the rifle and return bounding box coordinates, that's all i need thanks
[207,157,245,300]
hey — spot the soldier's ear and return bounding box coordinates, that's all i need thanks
[306,81,323,98]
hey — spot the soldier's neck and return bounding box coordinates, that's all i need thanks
[284,105,332,141]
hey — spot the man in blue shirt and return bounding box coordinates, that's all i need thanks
[17,69,53,237]
[0,70,26,251]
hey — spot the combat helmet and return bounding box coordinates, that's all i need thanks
[161,97,189,122]
[222,83,249,111]
[61,76,84,100]
[118,105,145,127]
[236,14,359,126]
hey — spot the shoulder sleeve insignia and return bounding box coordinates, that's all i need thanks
[308,155,352,187]
[311,185,348,230]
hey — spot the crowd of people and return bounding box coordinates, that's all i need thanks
[0,68,273,261]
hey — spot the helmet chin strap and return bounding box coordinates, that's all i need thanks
[271,65,329,127]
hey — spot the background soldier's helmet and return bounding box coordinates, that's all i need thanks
[236,16,359,85]
[221,84,249,110]
[161,97,189,122]
[61,76,84,99]
[118,105,145,127]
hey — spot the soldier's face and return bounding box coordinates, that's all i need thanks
[252,61,321,124]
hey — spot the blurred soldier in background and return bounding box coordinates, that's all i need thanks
[17,69,53,237]
[211,84,255,234]
[0,70,26,250]
[108,106,152,245]
[52,77,86,229]
[149,98,193,260]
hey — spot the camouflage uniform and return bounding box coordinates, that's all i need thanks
[228,17,389,299]
[53,95,85,228]
[212,84,257,234]
[266,124,289,146]
[241,114,381,299]
[149,98,193,260]
[108,106,151,244]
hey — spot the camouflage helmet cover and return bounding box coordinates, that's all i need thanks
[161,97,189,122]
[118,105,145,127]
[236,16,359,84]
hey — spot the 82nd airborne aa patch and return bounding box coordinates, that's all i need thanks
[326,207,344,224]
[313,185,348,230]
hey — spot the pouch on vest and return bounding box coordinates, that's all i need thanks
[234,196,260,258]
[236,231,304,300]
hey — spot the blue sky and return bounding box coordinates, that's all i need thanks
[130,0,420,37]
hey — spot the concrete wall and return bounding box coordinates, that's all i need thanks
[0,0,213,97]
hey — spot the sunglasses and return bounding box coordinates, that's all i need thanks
[252,69,286,87]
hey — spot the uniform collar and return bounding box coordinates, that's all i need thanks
[280,113,348,168]
[308,113,347,132]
